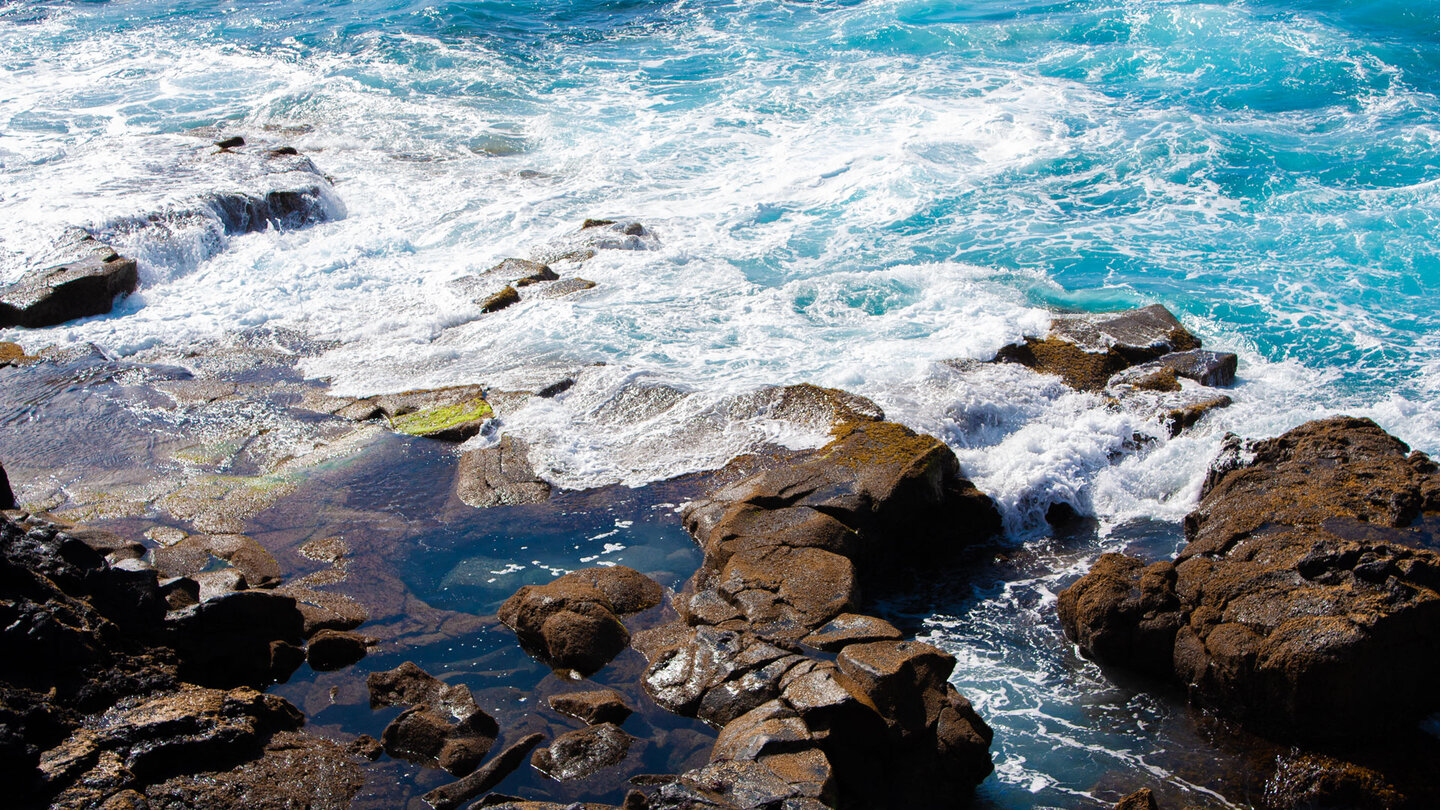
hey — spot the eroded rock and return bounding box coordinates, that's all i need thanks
[530,723,633,781]
[1059,417,1440,740]
[455,435,552,508]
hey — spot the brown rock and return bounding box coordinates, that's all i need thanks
[499,566,662,674]
[994,304,1202,390]
[801,612,902,651]
[367,661,480,717]
[1263,751,1404,810]
[141,730,363,810]
[305,629,369,671]
[380,705,498,776]
[1060,417,1440,740]
[530,722,633,781]
[834,640,956,735]
[548,689,632,725]
[422,732,545,810]
[0,233,138,329]
[480,285,521,313]
[455,435,551,508]
[1114,787,1159,810]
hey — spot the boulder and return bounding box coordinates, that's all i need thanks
[1263,752,1404,810]
[0,233,138,329]
[801,613,902,652]
[367,661,480,717]
[1113,788,1159,810]
[480,285,521,313]
[1059,417,1440,740]
[166,590,307,688]
[530,723,633,781]
[380,705,498,776]
[548,689,633,726]
[334,385,493,442]
[499,566,663,674]
[305,629,369,671]
[994,304,1202,390]
[1119,349,1237,388]
[455,436,552,508]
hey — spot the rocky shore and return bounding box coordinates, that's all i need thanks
[4,133,1437,810]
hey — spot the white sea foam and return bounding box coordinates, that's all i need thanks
[1,0,1437,544]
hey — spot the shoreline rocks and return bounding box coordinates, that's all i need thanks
[0,232,138,329]
[0,511,364,808]
[1059,416,1440,742]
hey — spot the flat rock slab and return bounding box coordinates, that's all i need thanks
[548,689,633,726]
[455,435,552,508]
[0,232,137,329]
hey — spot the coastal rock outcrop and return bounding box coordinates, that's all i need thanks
[455,435,552,508]
[366,661,500,776]
[0,511,362,807]
[993,304,1238,435]
[1059,417,1440,741]
[333,384,494,441]
[632,419,999,808]
[0,231,138,329]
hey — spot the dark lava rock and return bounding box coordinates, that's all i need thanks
[215,136,246,149]
[499,566,663,675]
[1113,788,1159,810]
[455,435,552,508]
[994,304,1202,391]
[0,232,138,329]
[548,689,633,726]
[531,722,633,781]
[0,460,14,509]
[422,732,546,810]
[305,628,369,671]
[1059,416,1440,741]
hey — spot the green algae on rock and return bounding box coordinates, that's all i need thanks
[389,397,494,441]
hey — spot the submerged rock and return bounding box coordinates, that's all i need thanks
[548,689,633,726]
[305,629,369,671]
[422,732,546,810]
[0,231,138,329]
[1059,417,1440,741]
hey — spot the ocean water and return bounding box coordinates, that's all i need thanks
[3,0,1439,805]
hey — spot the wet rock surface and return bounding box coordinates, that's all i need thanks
[993,304,1237,435]
[499,565,663,675]
[530,722,633,781]
[0,511,362,808]
[1060,415,1440,780]
[626,419,1000,808]
[456,435,553,508]
[0,231,138,329]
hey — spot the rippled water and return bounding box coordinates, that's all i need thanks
[4,0,1439,805]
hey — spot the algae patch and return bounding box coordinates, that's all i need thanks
[390,398,493,441]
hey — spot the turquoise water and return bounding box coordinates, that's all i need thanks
[4,0,1440,805]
